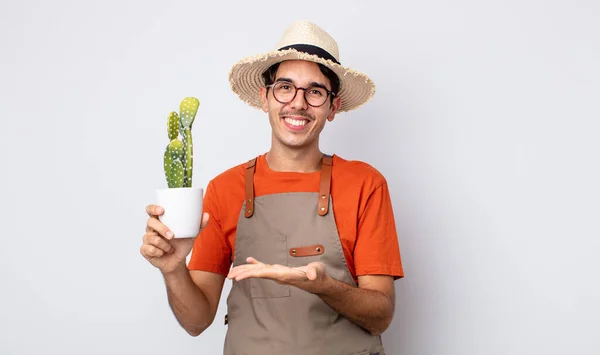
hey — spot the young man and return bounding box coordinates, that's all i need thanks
[141,20,403,355]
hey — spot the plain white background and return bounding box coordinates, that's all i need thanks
[1,0,598,354]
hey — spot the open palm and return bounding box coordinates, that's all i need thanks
[227,257,329,293]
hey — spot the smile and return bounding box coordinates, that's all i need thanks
[283,117,309,127]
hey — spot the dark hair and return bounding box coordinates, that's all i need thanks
[261,61,340,105]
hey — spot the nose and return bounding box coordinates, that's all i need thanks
[289,87,308,110]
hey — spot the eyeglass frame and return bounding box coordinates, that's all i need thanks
[265,80,337,108]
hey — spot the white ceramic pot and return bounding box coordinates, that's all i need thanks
[155,187,204,238]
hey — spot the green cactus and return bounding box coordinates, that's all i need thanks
[167,112,179,140]
[164,97,199,188]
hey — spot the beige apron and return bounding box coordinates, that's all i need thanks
[223,155,386,355]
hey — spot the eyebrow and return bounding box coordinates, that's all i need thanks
[275,77,330,91]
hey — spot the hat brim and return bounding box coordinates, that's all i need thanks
[228,48,375,113]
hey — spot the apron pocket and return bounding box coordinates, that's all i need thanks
[236,233,291,299]
[250,279,290,298]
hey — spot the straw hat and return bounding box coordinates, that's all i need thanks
[228,20,376,113]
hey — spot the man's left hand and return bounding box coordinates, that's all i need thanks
[227,257,331,295]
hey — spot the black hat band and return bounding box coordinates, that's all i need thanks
[278,44,340,65]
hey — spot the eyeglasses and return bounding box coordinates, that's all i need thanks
[266,81,336,107]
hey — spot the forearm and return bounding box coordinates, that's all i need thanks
[163,264,214,336]
[317,276,394,336]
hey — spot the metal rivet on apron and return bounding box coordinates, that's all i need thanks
[291,249,296,254]
[320,207,325,211]
[247,198,252,202]
[247,209,251,214]
[316,247,321,252]
[321,195,326,199]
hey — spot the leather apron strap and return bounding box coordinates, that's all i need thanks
[318,155,333,216]
[244,157,257,218]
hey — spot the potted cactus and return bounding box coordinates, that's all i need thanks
[155,97,204,239]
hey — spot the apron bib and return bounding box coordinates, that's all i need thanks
[223,155,386,355]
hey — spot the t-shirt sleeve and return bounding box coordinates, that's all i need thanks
[187,181,232,275]
[354,182,404,279]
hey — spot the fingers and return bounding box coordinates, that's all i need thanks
[306,265,317,281]
[227,263,261,279]
[145,204,166,234]
[146,207,207,236]
[228,261,263,280]
[228,257,267,279]
[143,231,174,254]
[146,204,164,217]
[140,244,165,259]
[228,260,321,284]
[147,216,174,239]
[228,260,290,281]
[229,267,265,281]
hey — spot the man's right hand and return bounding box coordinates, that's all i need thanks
[140,204,209,274]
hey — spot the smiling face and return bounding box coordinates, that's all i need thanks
[260,60,342,152]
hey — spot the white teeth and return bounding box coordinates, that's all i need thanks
[284,117,308,126]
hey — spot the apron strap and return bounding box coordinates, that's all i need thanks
[318,155,333,216]
[244,157,257,218]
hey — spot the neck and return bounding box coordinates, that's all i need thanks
[266,144,324,173]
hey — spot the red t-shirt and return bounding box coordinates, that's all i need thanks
[188,153,404,282]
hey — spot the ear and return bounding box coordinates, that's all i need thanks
[326,96,342,122]
[260,87,269,112]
